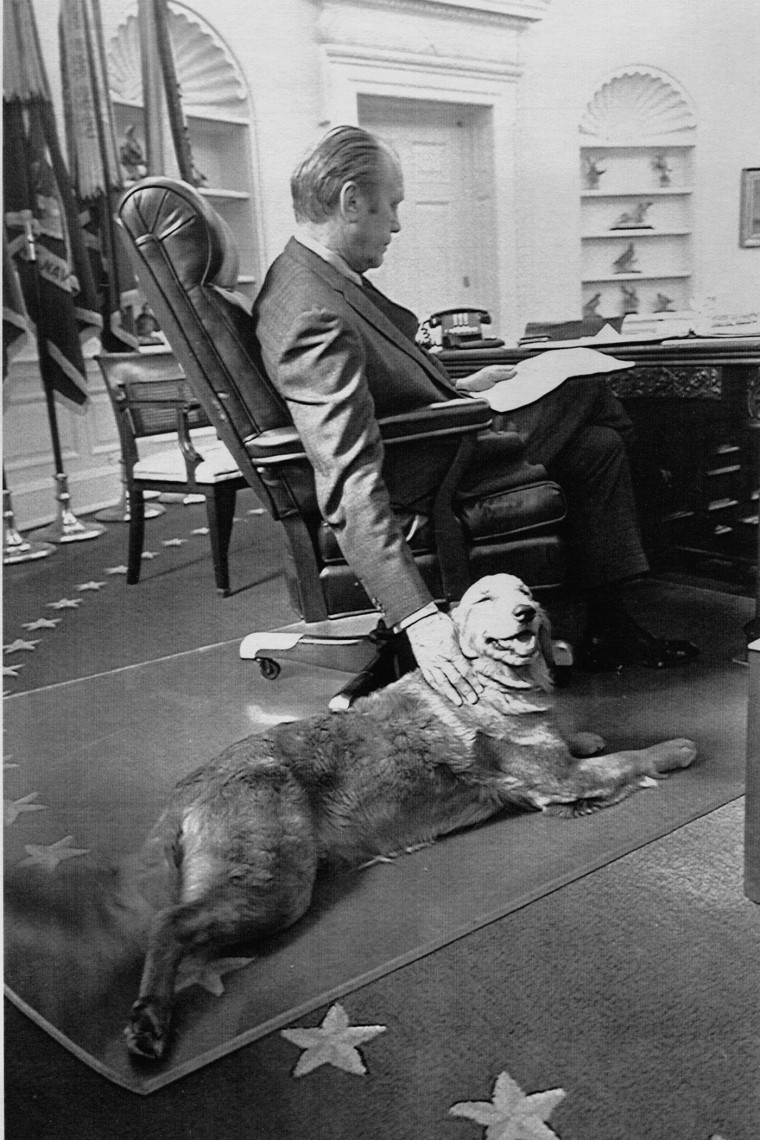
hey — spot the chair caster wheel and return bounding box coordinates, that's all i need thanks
[257,657,281,680]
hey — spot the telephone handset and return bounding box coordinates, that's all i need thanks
[424,307,504,350]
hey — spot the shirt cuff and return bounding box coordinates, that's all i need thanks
[392,601,440,634]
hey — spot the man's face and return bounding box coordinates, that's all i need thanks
[344,154,403,274]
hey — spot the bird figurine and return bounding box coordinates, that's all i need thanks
[613,242,641,274]
[119,126,147,182]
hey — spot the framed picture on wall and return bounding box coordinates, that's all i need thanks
[739,168,760,247]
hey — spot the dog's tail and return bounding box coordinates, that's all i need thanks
[4,839,171,1033]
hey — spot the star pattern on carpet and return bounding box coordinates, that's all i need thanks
[162,538,187,547]
[175,956,255,996]
[141,551,158,560]
[248,507,265,515]
[46,598,81,609]
[23,617,61,630]
[19,835,91,871]
[4,791,48,826]
[191,526,209,535]
[105,565,128,575]
[3,663,24,677]
[4,639,40,653]
[76,580,107,591]
[450,1071,566,1139]
[281,1003,386,1077]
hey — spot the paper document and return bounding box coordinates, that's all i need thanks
[482,348,634,414]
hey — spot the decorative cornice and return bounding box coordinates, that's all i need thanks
[323,41,522,83]
[319,0,550,32]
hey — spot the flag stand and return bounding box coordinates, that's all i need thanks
[3,482,55,564]
[26,226,104,544]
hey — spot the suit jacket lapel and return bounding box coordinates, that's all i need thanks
[284,238,459,398]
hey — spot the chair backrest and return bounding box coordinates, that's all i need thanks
[98,352,210,443]
[116,177,296,519]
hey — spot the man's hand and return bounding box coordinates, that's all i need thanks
[405,611,484,706]
[456,364,517,393]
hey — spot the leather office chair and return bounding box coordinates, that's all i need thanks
[97,351,248,596]
[117,177,566,706]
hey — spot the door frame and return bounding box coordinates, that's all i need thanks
[319,42,523,339]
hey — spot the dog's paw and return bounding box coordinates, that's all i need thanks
[646,738,698,776]
[568,732,606,758]
[125,996,173,1061]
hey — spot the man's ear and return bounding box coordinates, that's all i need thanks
[339,180,362,220]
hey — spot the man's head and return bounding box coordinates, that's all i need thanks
[291,125,403,274]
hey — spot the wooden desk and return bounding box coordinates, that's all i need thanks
[441,337,760,570]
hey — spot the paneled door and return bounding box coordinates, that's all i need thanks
[358,96,499,329]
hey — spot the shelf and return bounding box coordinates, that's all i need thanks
[579,141,695,150]
[582,272,691,283]
[199,188,250,201]
[582,229,691,239]
[581,188,692,198]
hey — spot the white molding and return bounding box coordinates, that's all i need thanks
[320,0,550,27]
[579,65,697,144]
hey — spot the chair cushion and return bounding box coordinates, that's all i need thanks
[133,438,241,484]
[457,480,566,543]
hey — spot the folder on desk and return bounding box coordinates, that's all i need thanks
[483,347,634,414]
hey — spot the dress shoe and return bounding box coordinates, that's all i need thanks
[576,620,700,672]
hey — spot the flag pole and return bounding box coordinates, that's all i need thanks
[23,216,105,543]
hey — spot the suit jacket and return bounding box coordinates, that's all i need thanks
[253,237,462,627]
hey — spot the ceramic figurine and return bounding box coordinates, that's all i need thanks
[654,293,675,312]
[583,292,602,317]
[611,201,653,229]
[584,156,606,190]
[135,303,161,344]
[613,242,640,274]
[620,284,639,314]
[651,153,672,187]
[119,125,147,182]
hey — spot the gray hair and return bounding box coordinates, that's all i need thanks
[291,125,395,224]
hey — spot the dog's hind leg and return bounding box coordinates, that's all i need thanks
[127,793,318,1061]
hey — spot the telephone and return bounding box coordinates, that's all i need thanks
[424,307,504,350]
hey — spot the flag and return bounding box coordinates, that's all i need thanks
[3,0,103,405]
[3,231,29,378]
[59,0,138,351]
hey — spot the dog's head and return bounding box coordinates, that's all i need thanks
[451,574,554,693]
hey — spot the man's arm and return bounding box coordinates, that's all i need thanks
[263,305,482,705]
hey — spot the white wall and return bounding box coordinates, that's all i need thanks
[7,0,759,527]
[514,0,760,325]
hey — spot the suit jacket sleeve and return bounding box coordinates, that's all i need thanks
[267,303,434,627]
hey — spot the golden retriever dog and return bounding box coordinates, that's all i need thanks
[121,573,696,1061]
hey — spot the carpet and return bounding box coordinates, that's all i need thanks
[3,580,752,1095]
[2,493,296,692]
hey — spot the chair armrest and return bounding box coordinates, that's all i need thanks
[245,399,493,466]
[378,398,492,444]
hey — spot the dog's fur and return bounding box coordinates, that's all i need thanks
[5,574,696,1064]
[123,574,695,1060]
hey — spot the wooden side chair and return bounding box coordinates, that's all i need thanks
[97,352,248,596]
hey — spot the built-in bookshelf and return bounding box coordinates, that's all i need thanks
[578,68,697,321]
[108,6,260,299]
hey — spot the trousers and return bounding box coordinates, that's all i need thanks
[460,375,650,589]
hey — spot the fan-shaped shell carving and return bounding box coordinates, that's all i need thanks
[580,69,695,142]
[108,7,247,115]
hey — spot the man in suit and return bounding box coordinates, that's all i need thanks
[254,126,697,704]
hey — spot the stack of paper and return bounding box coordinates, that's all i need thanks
[483,347,634,413]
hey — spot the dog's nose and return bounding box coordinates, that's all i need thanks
[513,603,536,625]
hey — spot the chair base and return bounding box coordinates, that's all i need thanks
[240,616,411,711]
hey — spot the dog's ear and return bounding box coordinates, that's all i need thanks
[530,605,555,692]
